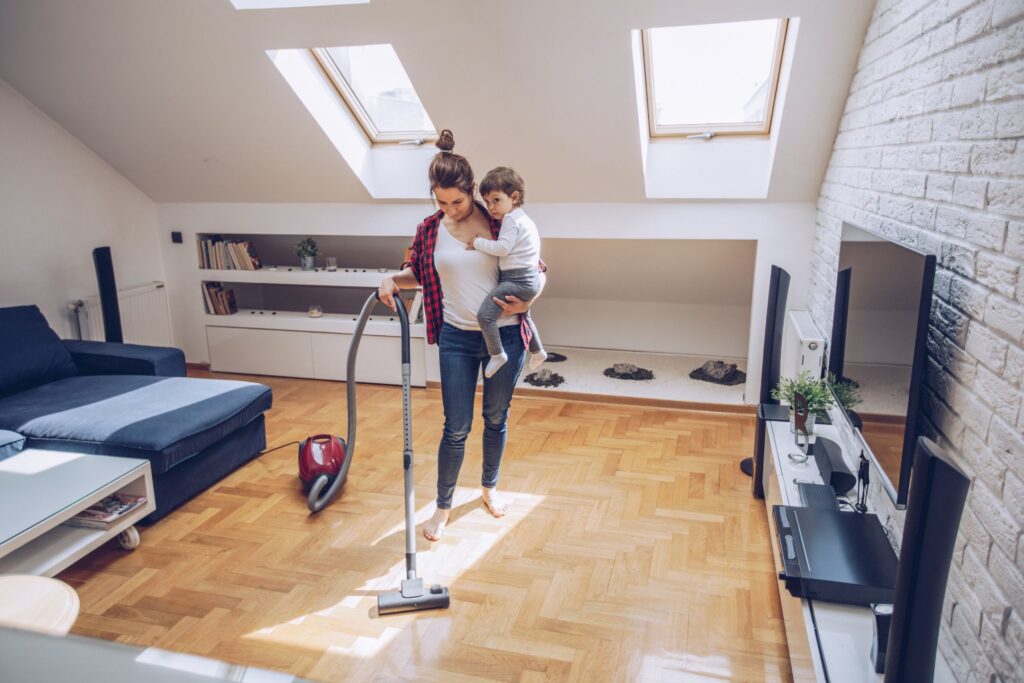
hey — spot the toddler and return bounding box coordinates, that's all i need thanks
[468,167,546,378]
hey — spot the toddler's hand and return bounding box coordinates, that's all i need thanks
[464,240,475,251]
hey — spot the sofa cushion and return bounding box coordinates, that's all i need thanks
[0,375,272,474]
[0,306,78,399]
[0,430,26,461]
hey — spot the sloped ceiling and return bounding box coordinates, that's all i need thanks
[0,0,873,203]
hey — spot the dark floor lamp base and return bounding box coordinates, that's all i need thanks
[740,457,753,477]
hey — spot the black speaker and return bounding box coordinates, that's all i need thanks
[883,437,969,681]
[747,265,791,499]
[829,267,851,381]
[811,437,856,495]
[92,246,123,343]
[759,266,791,405]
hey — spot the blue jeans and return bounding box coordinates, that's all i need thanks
[436,321,526,509]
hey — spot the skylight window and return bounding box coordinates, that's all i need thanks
[642,19,787,136]
[313,44,436,143]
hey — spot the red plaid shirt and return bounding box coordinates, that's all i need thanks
[403,206,541,346]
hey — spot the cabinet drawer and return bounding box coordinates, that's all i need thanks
[206,327,313,377]
[310,332,426,386]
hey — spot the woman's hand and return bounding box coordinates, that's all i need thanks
[378,275,400,311]
[493,295,530,317]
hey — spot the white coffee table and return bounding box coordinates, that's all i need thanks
[0,449,155,577]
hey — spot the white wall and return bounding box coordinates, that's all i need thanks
[159,201,815,400]
[807,0,1024,677]
[533,300,752,358]
[0,78,163,336]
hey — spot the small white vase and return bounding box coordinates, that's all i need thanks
[789,411,817,434]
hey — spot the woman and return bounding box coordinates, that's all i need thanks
[378,129,541,541]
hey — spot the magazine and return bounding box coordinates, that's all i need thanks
[64,493,147,529]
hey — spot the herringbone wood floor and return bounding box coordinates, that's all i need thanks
[61,372,793,682]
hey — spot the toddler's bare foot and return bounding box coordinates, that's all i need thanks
[423,507,449,541]
[481,487,511,518]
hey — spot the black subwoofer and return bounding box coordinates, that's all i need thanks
[884,437,969,680]
[92,246,123,343]
[746,265,791,499]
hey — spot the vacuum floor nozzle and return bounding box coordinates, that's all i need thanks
[377,583,450,615]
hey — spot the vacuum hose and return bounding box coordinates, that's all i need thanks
[307,291,410,513]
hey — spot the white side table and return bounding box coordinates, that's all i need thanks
[0,575,80,634]
[0,449,155,577]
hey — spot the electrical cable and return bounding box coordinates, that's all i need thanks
[260,440,300,456]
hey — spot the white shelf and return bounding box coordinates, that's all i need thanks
[205,309,426,338]
[199,267,411,288]
[0,514,143,576]
[0,451,155,577]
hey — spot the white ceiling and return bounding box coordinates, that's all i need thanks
[0,0,874,203]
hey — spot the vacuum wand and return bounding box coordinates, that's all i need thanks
[370,290,446,618]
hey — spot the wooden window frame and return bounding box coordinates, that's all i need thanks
[312,47,437,145]
[642,19,788,138]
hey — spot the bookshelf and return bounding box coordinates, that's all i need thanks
[199,267,408,288]
[195,233,426,386]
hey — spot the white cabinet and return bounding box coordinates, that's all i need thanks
[207,326,426,386]
[207,327,314,377]
[311,331,425,385]
[196,233,425,387]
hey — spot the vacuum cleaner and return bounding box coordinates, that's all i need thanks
[301,291,450,615]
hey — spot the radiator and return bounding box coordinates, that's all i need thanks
[788,310,826,377]
[74,281,174,346]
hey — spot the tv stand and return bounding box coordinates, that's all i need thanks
[762,418,955,681]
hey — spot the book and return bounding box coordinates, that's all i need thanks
[64,493,147,529]
[245,241,263,270]
[197,237,262,271]
[225,288,238,314]
[202,282,237,315]
[201,281,216,314]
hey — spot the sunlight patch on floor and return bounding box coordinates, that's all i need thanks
[242,486,546,660]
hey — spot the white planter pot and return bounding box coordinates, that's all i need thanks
[789,410,817,435]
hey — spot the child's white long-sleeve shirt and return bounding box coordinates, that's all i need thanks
[473,207,541,271]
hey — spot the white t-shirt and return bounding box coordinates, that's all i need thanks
[472,207,541,271]
[434,222,518,331]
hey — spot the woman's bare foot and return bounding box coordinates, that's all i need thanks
[481,487,511,518]
[423,507,449,541]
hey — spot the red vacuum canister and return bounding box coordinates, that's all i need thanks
[298,434,347,492]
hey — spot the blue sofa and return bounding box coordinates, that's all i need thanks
[0,305,272,522]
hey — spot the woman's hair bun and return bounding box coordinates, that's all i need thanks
[435,129,455,153]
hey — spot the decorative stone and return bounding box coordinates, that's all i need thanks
[524,368,565,387]
[689,360,746,386]
[604,363,654,381]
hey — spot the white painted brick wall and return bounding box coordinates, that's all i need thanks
[809,0,1024,678]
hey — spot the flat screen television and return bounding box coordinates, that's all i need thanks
[828,224,936,508]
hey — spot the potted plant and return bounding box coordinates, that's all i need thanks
[295,238,318,271]
[827,373,862,412]
[827,372,864,428]
[771,371,835,434]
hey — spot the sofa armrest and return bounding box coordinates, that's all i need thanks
[0,430,26,462]
[63,340,187,377]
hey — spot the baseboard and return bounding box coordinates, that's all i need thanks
[425,381,756,415]
[186,361,211,371]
